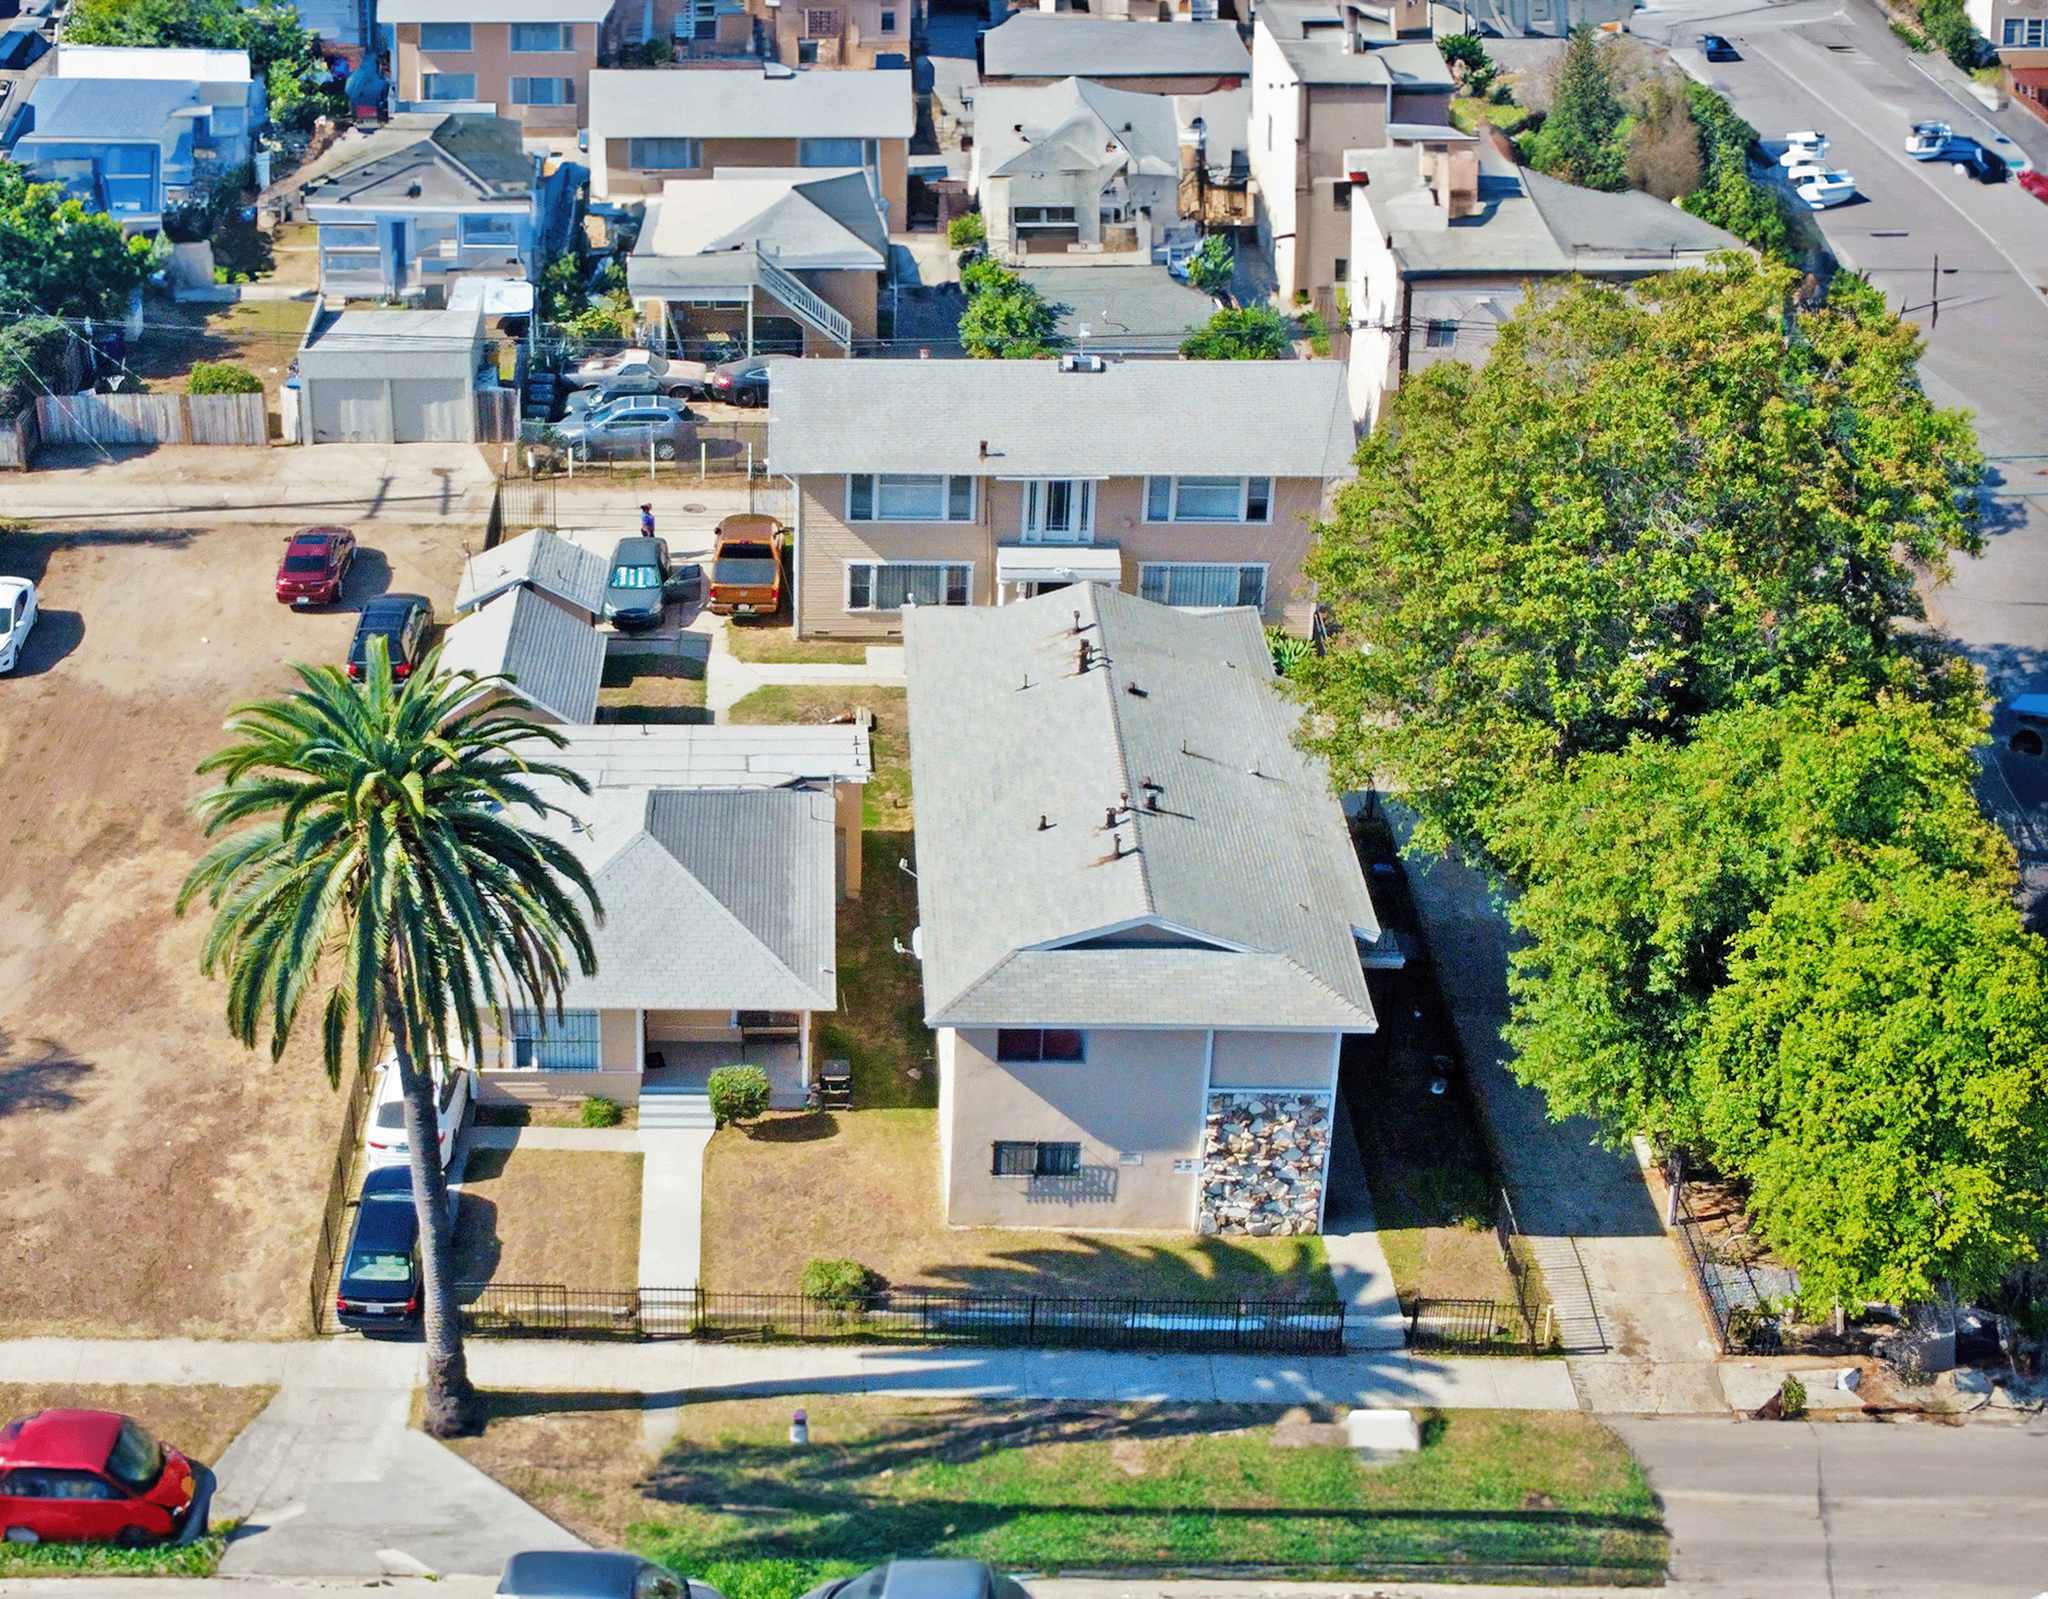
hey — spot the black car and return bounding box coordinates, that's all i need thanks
[800,1561,1032,1599]
[347,593,433,682]
[335,1165,419,1331]
[603,536,699,631]
[703,355,779,407]
[1699,32,1739,60]
[499,1552,725,1599]
[1961,142,2010,182]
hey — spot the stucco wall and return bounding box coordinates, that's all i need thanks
[600,1007,641,1070]
[645,1008,743,1040]
[600,135,908,221]
[1210,1029,1338,1089]
[943,1026,1208,1228]
[479,1068,646,1104]
[400,20,598,127]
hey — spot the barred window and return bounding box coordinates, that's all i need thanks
[509,1009,601,1070]
[1138,563,1266,610]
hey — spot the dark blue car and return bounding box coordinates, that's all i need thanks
[335,1165,420,1331]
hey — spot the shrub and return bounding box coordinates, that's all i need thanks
[1180,304,1291,359]
[1298,306,1331,358]
[1267,627,1313,677]
[959,254,1011,296]
[0,315,70,419]
[947,211,985,249]
[187,361,264,395]
[958,272,1059,359]
[799,1257,885,1301]
[1778,1374,1808,1420]
[1185,233,1235,297]
[706,1064,771,1127]
[1439,31,1497,95]
[580,1095,624,1128]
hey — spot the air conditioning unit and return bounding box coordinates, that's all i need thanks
[1058,352,1107,373]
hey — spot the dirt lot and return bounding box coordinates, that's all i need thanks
[0,1385,274,1469]
[0,454,476,1337]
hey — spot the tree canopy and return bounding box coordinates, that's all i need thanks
[1181,305,1291,359]
[1529,26,1627,191]
[0,163,153,320]
[65,0,339,130]
[958,259,1059,359]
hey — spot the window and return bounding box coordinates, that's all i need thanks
[881,8,896,26]
[321,224,377,249]
[1012,204,1076,226]
[509,1008,601,1069]
[1139,562,1266,609]
[2029,16,2048,43]
[804,6,839,36]
[418,21,472,49]
[422,72,477,99]
[629,137,700,169]
[992,1140,1083,1176]
[1332,182,1349,210]
[511,21,573,49]
[1333,257,1348,285]
[510,76,574,103]
[846,562,972,611]
[996,1028,1086,1062]
[1143,476,1272,522]
[799,137,878,167]
[2005,16,2018,39]
[848,472,975,522]
[689,0,717,38]
[1426,319,1457,348]
[1022,479,1094,542]
[461,213,518,245]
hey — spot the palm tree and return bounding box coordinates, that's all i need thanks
[177,643,600,1435]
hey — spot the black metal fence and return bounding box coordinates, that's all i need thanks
[1404,1297,1546,1355]
[1672,1189,1783,1354]
[458,1283,1347,1353]
[486,474,558,548]
[307,1058,378,1334]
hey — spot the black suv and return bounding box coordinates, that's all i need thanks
[347,593,432,682]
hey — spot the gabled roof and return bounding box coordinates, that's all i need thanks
[524,787,838,1012]
[904,586,1381,1032]
[771,358,1355,479]
[587,66,913,140]
[981,13,1251,79]
[283,113,533,205]
[436,586,605,725]
[456,527,609,617]
[15,78,200,146]
[638,173,886,271]
[976,78,1181,183]
[1257,9,1453,89]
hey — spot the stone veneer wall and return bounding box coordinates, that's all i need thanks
[1198,1091,1332,1237]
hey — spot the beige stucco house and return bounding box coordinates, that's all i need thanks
[384,0,618,130]
[904,585,1388,1234]
[767,357,1356,640]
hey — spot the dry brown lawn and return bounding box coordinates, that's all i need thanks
[598,652,708,722]
[0,1385,275,1468]
[441,1394,646,1546]
[454,1149,643,1289]
[701,1107,1331,1300]
[0,508,471,1338]
[723,620,866,667]
[726,686,910,823]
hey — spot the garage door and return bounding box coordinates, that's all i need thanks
[309,379,391,444]
[390,379,472,443]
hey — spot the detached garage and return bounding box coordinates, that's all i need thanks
[296,305,486,444]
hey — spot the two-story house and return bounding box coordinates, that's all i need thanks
[586,64,913,224]
[904,584,1387,1233]
[768,357,1355,640]
[272,111,575,300]
[9,45,266,231]
[978,12,1251,92]
[383,0,617,131]
[1249,0,1453,313]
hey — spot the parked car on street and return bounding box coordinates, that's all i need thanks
[707,514,786,617]
[1778,130,1827,164]
[1906,120,1957,159]
[275,526,357,607]
[1699,33,1740,60]
[499,1551,726,1599]
[1784,157,1835,186]
[334,1164,421,1331]
[603,535,696,630]
[797,1560,1032,1599]
[364,1056,476,1172]
[346,593,433,682]
[702,355,780,407]
[2008,693,2048,754]
[562,348,672,390]
[1795,170,1858,209]
[0,1409,199,1546]
[1957,141,2009,182]
[0,577,37,674]
[554,397,698,461]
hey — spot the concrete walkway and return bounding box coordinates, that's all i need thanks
[1394,824,1727,1416]
[1321,1096,1409,1351]
[702,611,906,716]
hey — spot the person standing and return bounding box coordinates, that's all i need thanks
[639,503,655,538]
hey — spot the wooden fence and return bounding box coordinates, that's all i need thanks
[476,387,519,444]
[0,405,38,470]
[36,391,268,447]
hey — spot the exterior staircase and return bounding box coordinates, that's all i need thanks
[638,1087,716,1131]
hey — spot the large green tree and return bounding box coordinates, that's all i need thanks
[1532,26,1627,191]
[1181,305,1292,359]
[1297,259,1983,860]
[64,0,337,130]
[177,647,599,1434]
[0,164,153,320]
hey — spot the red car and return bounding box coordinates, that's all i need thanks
[0,1410,199,1546]
[276,526,357,607]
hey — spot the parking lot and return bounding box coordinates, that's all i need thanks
[0,444,480,1338]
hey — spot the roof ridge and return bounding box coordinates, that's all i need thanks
[1091,590,1156,920]
[632,819,831,1007]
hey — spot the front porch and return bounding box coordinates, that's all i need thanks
[643,1036,808,1109]
[630,249,856,357]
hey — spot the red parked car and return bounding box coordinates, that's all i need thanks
[0,1410,199,1546]
[275,526,357,607]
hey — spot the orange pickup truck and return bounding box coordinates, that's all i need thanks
[707,513,786,618]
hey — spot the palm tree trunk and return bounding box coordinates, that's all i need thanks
[384,973,483,1438]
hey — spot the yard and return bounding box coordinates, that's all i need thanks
[454,1148,643,1290]
[724,620,867,667]
[598,649,709,723]
[445,1394,1666,1586]
[122,295,314,398]
[0,471,474,1338]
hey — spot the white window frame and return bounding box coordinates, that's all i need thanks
[510,21,574,50]
[1138,562,1267,610]
[845,561,974,612]
[421,71,477,100]
[1020,478,1095,543]
[1143,475,1273,523]
[628,137,701,170]
[509,75,574,104]
[847,473,976,523]
[798,137,879,168]
[418,21,472,50]
[460,212,518,246]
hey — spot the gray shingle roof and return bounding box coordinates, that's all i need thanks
[981,13,1252,78]
[771,359,1355,479]
[904,586,1380,1031]
[436,586,605,725]
[587,67,914,140]
[456,527,610,617]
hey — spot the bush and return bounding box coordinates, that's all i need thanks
[0,315,70,419]
[1180,304,1292,359]
[1778,1374,1808,1420]
[799,1257,885,1301]
[1298,306,1331,358]
[1185,233,1235,297]
[706,1064,771,1128]
[946,211,985,249]
[187,361,264,395]
[959,254,1011,297]
[1267,627,1313,677]
[958,274,1059,359]
[580,1095,624,1128]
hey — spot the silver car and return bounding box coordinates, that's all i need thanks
[554,396,699,461]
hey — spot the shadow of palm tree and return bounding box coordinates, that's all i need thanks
[0,1031,94,1117]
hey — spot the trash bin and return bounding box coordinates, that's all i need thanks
[281,376,301,443]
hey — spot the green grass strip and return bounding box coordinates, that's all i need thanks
[0,1531,230,1577]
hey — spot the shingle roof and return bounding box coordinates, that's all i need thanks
[771,359,1355,478]
[455,526,609,617]
[587,67,914,140]
[976,78,1182,183]
[904,586,1380,1031]
[981,13,1251,78]
[436,586,605,725]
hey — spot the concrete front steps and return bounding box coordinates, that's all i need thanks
[638,1088,716,1131]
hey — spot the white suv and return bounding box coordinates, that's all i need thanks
[365,1056,478,1171]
